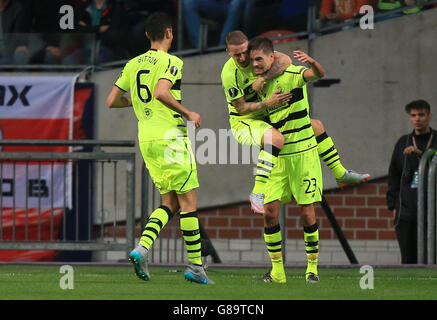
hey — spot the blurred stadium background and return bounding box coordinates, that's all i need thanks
[1,0,437,269]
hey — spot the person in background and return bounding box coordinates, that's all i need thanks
[122,0,174,56]
[387,100,437,264]
[278,0,309,32]
[319,0,376,24]
[183,0,256,48]
[377,0,428,20]
[77,0,129,63]
[0,0,31,65]
[28,0,87,65]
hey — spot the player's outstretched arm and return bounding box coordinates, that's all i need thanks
[231,90,293,115]
[293,50,325,82]
[252,51,292,93]
[107,86,132,108]
[155,79,201,129]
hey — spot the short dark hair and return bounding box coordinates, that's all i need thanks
[248,37,274,54]
[145,12,173,42]
[405,99,431,114]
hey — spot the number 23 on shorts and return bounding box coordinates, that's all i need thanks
[304,178,317,194]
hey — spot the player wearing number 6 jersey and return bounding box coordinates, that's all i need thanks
[106,12,214,285]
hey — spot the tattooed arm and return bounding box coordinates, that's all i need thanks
[231,90,293,115]
[264,51,292,81]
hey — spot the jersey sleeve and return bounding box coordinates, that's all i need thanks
[286,65,308,88]
[115,63,130,92]
[160,55,183,85]
[221,64,245,103]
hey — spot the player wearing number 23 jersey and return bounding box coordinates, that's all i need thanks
[262,64,323,205]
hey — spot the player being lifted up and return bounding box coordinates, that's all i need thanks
[220,31,369,215]
[106,12,214,285]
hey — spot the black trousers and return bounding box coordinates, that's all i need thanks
[395,218,417,264]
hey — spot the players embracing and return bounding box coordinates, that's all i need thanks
[220,32,370,283]
[221,31,369,218]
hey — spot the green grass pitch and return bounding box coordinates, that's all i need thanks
[1,264,437,300]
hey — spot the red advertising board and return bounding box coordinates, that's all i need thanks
[0,77,94,261]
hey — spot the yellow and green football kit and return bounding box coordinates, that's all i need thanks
[221,58,347,198]
[119,49,203,269]
[262,64,323,206]
[261,64,321,281]
[221,57,279,194]
[221,57,272,146]
[116,49,198,195]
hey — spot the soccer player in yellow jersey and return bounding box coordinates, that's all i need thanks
[248,37,323,284]
[222,31,293,215]
[106,12,214,284]
[221,31,369,215]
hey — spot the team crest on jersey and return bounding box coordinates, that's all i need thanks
[229,87,238,98]
[144,108,153,119]
[170,66,178,76]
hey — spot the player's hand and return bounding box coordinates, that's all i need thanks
[187,111,202,129]
[268,90,293,108]
[252,77,265,93]
[293,50,315,64]
[403,146,422,155]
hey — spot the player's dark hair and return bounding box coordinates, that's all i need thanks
[146,12,173,42]
[226,30,248,46]
[248,37,274,54]
[405,99,431,114]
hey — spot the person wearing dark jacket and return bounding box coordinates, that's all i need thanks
[387,99,437,264]
[0,0,31,65]
[28,0,87,64]
[61,0,129,64]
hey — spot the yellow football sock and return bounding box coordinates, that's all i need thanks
[316,132,346,180]
[180,211,202,266]
[252,144,280,194]
[264,224,286,283]
[139,206,173,250]
[304,223,319,277]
